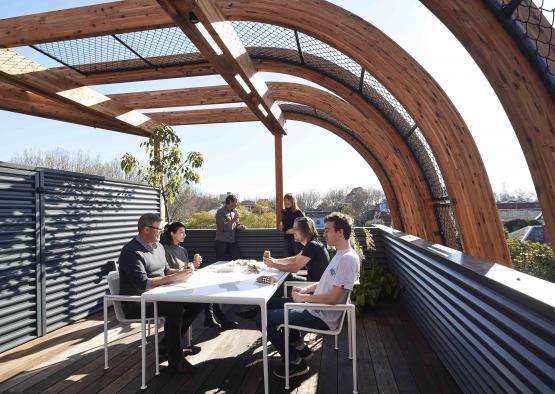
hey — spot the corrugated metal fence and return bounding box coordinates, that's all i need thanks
[374,225,555,393]
[0,163,160,352]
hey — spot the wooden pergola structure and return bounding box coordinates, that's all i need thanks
[1,0,554,267]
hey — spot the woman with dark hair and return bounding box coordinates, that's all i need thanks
[161,222,202,270]
[159,222,204,352]
[280,193,305,256]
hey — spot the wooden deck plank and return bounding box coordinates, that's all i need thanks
[374,306,418,393]
[362,312,399,393]
[0,300,460,394]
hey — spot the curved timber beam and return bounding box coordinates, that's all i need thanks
[421,0,555,254]
[213,0,510,265]
[138,81,440,241]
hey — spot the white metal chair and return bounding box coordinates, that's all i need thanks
[279,281,357,393]
[103,271,193,369]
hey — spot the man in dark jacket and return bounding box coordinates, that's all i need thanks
[118,213,202,374]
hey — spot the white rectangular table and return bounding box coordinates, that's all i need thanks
[140,260,289,393]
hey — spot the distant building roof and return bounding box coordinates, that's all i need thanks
[497,202,540,210]
[508,225,545,243]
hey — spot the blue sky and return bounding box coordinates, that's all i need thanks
[0,1,536,200]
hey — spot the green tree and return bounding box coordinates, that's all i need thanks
[121,124,203,220]
[185,211,216,229]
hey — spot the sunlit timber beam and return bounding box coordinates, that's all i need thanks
[109,85,241,108]
[155,0,286,135]
[146,106,257,125]
[0,49,157,137]
[0,82,128,132]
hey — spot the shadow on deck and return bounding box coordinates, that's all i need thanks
[0,299,459,394]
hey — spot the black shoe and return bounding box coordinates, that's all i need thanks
[219,318,239,330]
[169,358,197,374]
[235,307,260,319]
[204,317,222,328]
[296,344,313,360]
[273,359,309,379]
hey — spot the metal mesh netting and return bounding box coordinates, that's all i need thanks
[491,0,555,96]
[30,21,458,247]
[434,204,462,249]
[233,22,301,64]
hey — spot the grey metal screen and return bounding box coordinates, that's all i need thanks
[375,226,555,392]
[41,169,160,332]
[0,163,160,349]
[0,164,40,353]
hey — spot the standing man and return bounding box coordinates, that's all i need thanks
[257,212,360,379]
[118,213,203,374]
[215,194,246,261]
[203,194,245,328]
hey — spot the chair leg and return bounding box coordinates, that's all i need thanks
[187,326,192,347]
[351,310,358,394]
[285,312,290,390]
[154,302,160,376]
[103,297,109,370]
[347,310,352,360]
[334,334,339,350]
[147,322,151,337]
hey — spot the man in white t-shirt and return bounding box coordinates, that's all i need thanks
[258,212,360,379]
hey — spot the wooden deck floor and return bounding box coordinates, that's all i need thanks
[0,300,459,394]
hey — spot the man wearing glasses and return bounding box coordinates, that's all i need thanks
[118,213,203,374]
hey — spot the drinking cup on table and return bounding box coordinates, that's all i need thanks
[193,253,202,268]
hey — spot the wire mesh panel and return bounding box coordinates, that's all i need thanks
[35,36,147,74]
[234,22,301,64]
[434,203,462,250]
[0,164,39,353]
[116,27,203,67]
[486,0,555,97]
[362,71,413,133]
[298,32,361,89]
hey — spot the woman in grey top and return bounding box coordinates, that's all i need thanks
[162,222,236,329]
[161,221,201,269]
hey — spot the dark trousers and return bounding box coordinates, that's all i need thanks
[256,297,328,361]
[284,238,302,257]
[215,240,241,261]
[124,301,203,366]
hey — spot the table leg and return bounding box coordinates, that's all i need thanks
[261,302,269,394]
[141,298,147,390]
[154,301,159,375]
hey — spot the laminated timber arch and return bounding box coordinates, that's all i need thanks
[421,0,555,260]
[115,81,441,242]
[0,0,514,264]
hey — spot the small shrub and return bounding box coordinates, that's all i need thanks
[507,240,555,283]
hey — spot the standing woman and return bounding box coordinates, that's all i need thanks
[280,193,305,256]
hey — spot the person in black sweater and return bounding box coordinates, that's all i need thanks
[265,216,329,282]
[280,193,305,257]
[118,214,203,375]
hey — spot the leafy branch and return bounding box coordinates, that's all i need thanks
[121,124,204,220]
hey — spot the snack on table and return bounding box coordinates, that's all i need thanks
[193,253,201,264]
[263,250,271,259]
[247,264,261,274]
[256,275,277,285]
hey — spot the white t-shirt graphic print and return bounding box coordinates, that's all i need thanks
[308,247,360,330]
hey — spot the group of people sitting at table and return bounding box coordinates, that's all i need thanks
[117,193,360,379]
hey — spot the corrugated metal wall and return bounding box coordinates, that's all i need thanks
[0,163,160,349]
[182,229,288,263]
[0,164,40,353]
[374,226,555,393]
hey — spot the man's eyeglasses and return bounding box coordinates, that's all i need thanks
[148,226,164,232]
